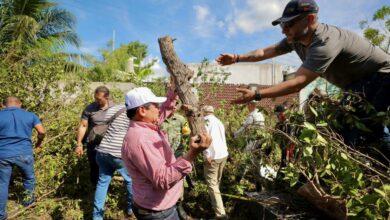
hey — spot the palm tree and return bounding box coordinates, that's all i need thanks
[0,0,80,49]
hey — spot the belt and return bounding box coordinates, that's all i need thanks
[133,203,175,214]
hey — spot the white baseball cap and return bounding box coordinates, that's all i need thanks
[202,105,214,113]
[125,87,167,110]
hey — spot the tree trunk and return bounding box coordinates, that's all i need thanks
[158,36,206,135]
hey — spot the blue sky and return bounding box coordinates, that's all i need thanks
[57,0,388,77]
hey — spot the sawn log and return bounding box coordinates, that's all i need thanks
[158,36,206,136]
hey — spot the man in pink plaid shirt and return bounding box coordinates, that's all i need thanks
[122,86,211,220]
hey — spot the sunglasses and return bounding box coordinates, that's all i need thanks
[280,15,307,29]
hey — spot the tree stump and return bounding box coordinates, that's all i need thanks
[158,36,206,135]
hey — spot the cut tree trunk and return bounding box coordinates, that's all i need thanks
[158,36,206,135]
[297,181,347,220]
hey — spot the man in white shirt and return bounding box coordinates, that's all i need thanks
[234,101,265,151]
[202,105,229,219]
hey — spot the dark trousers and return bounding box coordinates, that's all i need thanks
[342,73,390,163]
[133,204,179,220]
[87,144,99,186]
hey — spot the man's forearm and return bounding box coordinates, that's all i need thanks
[238,44,282,63]
[258,68,319,99]
[259,80,302,98]
[77,126,87,145]
[35,133,45,147]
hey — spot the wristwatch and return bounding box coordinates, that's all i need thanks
[254,90,262,101]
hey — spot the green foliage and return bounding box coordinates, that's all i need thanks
[279,94,390,219]
[360,5,390,53]
[0,38,98,218]
[86,41,155,82]
[0,0,80,50]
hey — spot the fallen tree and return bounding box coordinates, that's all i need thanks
[158,36,206,135]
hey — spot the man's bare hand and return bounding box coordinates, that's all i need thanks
[190,133,211,152]
[75,145,84,157]
[232,88,255,104]
[216,53,237,66]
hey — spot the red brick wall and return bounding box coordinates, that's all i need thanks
[198,83,299,111]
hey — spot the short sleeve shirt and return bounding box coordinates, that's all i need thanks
[0,107,41,159]
[81,101,114,144]
[276,23,390,88]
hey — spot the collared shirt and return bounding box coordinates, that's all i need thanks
[81,100,114,144]
[121,90,192,211]
[204,114,229,160]
[0,107,41,159]
[96,105,128,158]
[235,109,265,137]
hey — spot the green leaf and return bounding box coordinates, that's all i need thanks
[376,112,387,117]
[303,146,313,156]
[316,122,328,127]
[374,188,387,198]
[340,152,348,160]
[303,137,311,143]
[309,105,318,117]
[382,184,390,192]
[304,122,316,130]
[357,173,363,181]
[355,121,372,132]
[316,134,328,145]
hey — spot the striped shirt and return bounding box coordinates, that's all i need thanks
[96,105,129,158]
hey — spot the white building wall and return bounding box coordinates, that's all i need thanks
[187,62,284,85]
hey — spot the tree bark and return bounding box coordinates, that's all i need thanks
[158,36,206,135]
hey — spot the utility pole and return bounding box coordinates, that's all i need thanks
[112,30,116,52]
[272,58,275,85]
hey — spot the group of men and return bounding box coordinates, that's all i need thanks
[76,84,231,219]
[1,0,390,219]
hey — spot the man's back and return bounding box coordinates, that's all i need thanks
[0,107,41,158]
[204,114,228,160]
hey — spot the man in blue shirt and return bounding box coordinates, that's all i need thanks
[0,97,45,220]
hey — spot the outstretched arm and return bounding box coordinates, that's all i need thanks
[216,43,288,65]
[233,67,320,104]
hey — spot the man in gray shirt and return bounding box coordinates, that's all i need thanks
[216,0,389,160]
[75,86,114,186]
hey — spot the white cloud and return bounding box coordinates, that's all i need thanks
[144,56,169,81]
[193,5,225,38]
[194,5,210,22]
[227,0,289,35]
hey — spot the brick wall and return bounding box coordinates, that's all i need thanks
[198,83,299,111]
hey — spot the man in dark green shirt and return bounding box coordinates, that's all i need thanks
[216,0,389,160]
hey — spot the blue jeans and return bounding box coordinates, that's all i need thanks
[0,155,35,220]
[93,152,133,220]
[133,204,179,220]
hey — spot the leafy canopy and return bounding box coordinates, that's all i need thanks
[87,41,155,82]
[0,0,80,50]
[360,5,390,53]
